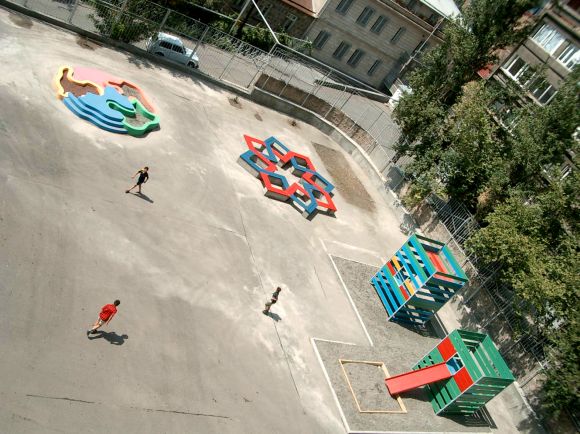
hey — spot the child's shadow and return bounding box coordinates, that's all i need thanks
[89,331,129,345]
[130,192,154,203]
[265,312,282,322]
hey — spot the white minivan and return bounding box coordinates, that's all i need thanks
[146,32,199,69]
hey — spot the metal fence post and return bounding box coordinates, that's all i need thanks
[302,70,330,107]
[324,90,346,119]
[158,9,170,33]
[248,43,277,91]
[278,66,297,97]
[192,25,209,56]
[67,0,79,24]
[257,43,278,91]
[349,103,370,134]
[366,110,384,137]
[219,50,238,81]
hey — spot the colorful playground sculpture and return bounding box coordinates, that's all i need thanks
[53,66,159,136]
[370,235,468,325]
[385,329,515,415]
[238,134,336,218]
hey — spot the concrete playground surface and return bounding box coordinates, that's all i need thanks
[0,6,539,434]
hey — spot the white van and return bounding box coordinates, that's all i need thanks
[146,32,199,69]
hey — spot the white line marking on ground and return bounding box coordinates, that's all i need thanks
[311,338,351,434]
[328,254,374,347]
[320,238,383,265]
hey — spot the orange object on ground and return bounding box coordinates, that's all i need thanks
[385,362,452,395]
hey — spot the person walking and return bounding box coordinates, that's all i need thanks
[87,300,120,336]
[126,166,149,194]
[263,287,281,315]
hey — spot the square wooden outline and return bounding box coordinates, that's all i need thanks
[339,359,407,414]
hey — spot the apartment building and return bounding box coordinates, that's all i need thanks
[304,0,460,91]
[492,0,579,106]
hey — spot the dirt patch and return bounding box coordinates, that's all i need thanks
[76,36,99,50]
[60,69,99,97]
[289,119,299,128]
[228,97,242,109]
[254,113,262,121]
[312,142,375,213]
[9,14,33,29]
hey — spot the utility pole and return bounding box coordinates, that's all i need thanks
[230,0,253,36]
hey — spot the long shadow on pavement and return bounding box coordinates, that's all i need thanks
[88,331,129,345]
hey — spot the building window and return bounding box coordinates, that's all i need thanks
[335,0,354,14]
[390,27,406,44]
[427,13,438,25]
[530,79,557,105]
[347,49,365,67]
[504,56,558,105]
[503,55,530,82]
[406,0,418,12]
[356,7,375,26]
[333,42,351,60]
[558,44,579,69]
[370,15,388,34]
[532,23,565,55]
[368,59,382,76]
[281,13,297,32]
[313,30,331,49]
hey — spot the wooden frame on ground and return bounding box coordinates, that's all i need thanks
[339,359,407,414]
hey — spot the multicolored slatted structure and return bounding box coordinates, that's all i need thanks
[370,235,468,325]
[414,329,515,415]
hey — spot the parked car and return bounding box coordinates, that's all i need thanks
[146,32,199,69]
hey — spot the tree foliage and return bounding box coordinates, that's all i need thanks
[392,0,580,416]
[467,172,579,414]
[90,0,174,43]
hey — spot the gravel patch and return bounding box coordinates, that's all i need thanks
[314,256,492,433]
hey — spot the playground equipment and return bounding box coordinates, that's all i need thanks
[385,329,515,415]
[53,66,159,136]
[238,135,336,219]
[370,235,468,325]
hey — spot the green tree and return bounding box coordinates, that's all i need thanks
[393,0,537,194]
[507,68,580,193]
[438,81,503,206]
[467,172,579,414]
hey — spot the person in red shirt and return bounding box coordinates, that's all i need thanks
[87,300,120,337]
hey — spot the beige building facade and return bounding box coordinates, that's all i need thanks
[304,0,459,91]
